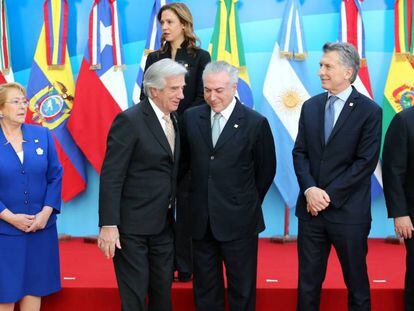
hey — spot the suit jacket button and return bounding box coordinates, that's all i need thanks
[210,156,215,160]
[24,200,28,204]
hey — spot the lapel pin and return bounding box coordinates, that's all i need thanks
[36,147,44,155]
[234,124,239,128]
[34,139,39,143]
[349,102,354,107]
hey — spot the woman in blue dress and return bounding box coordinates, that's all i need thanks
[0,82,62,311]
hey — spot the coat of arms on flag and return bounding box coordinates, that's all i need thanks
[26,0,86,202]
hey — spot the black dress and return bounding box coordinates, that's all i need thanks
[140,42,211,115]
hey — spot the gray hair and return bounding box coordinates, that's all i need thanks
[143,58,187,98]
[202,61,239,84]
[323,42,360,83]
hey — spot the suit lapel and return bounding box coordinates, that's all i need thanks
[197,105,214,150]
[214,100,244,151]
[142,99,174,159]
[327,87,359,144]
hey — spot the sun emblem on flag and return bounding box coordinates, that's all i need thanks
[280,89,303,109]
[392,84,414,111]
[274,88,306,115]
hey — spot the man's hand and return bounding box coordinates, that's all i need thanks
[305,187,330,214]
[27,206,53,233]
[394,216,414,239]
[307,204,319,216]
[98,227,122,259]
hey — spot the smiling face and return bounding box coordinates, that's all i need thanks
[150,75,185,114]
[318,51,353,95]
[160,9,185,45]
[203,71,237,113]
[0,87,28,125]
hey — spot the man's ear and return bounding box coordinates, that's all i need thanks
[345,68,353,81]
[232,83,238,94]
[149,87,158,99]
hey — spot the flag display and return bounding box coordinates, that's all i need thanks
[339,0,383,197]
[261,0,310,209]
[0,0,13,83]
[209,0,253,108]
[68,0,127,173]
[132,0,167,105]
[26,0,86,202]
[383,0,414,140]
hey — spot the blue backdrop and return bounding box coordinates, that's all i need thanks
[8,0,395,237]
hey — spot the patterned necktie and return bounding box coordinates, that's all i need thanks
[211,112,222,147]
[324,95,338,143]
[163,114,175,154]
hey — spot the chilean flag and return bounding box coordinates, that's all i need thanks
[68,0,127,173]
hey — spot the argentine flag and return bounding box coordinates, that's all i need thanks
[261,0,310,209]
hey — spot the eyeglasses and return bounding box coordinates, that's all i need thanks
[5,99,30,107]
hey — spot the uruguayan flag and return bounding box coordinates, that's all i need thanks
[132,0,167,104]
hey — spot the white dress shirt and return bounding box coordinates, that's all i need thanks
[210,97,237,133]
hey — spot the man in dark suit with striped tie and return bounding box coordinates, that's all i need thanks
[293,42,382,311]
[98,59,186,311]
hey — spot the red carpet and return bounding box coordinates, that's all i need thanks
[40,238,405,310]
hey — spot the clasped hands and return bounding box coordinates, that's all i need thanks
[305,187,330,216]
[11,206,53,232]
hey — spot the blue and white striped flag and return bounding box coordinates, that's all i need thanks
[132,0,167,104]
[260,0,310,209]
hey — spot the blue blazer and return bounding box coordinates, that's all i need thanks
[292,86,382,224]
[0,124,62,235]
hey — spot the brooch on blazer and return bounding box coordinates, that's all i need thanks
[36,147,44,155]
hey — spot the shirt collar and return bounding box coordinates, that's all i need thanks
[328,85,353,103]
[210,97,237,121]
[148,97,167,122]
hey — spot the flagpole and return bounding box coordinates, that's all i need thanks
[271,204,297,243]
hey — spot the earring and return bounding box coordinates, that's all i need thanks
[0,112,3,119]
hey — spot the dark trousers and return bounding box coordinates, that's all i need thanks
[174,173,192,274]
[113,224,174,311]
[405,237,414,311]
[192,224,258,311]
[297,217,371,311]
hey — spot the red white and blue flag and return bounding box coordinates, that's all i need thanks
[339,0,383,197]
[26,0,86,202]
[132,0,167,104]
[0,0,13,83]
[68,0,127,173]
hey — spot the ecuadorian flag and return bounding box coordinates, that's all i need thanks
[26,0,86,202]
[209,0,254,108]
